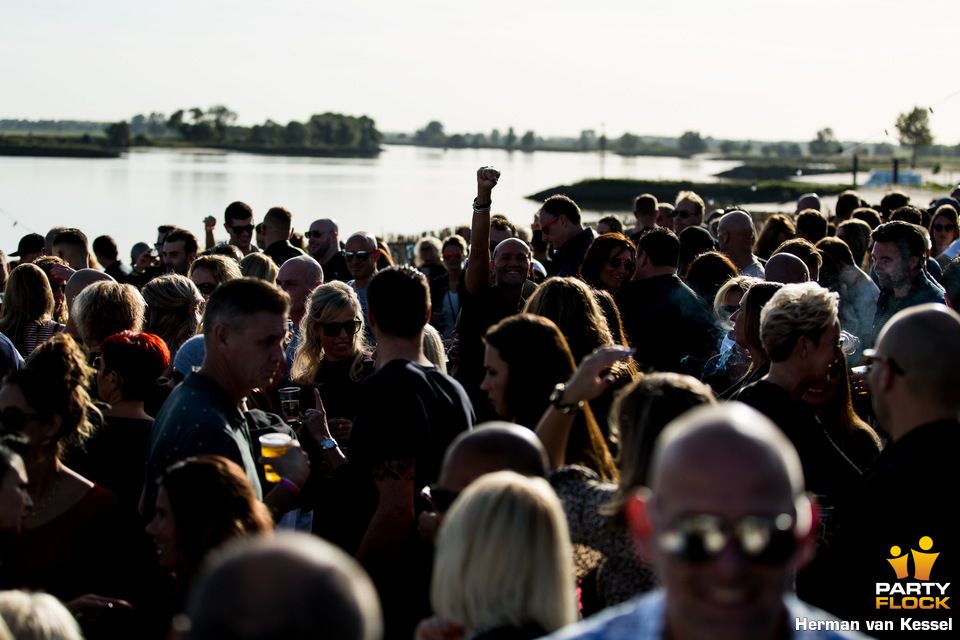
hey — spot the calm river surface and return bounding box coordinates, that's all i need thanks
[1,145,740,257]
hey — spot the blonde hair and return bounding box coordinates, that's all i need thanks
[431,472,577,633]
[421,323,447,373]
[240,252,280,283]
[71,281,146,348]
[189,254,242,285]
[760,282,839,362]
[0,264,55,355]
[415,236,442,267]
[0,590,83,640]
[292,282,371,385]
[142,274,204,357]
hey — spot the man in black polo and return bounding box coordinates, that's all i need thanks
[538,194,596,277]
[261,206,306,266]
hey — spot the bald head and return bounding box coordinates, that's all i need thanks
[66,268,116,312]
[717,211,755,259]
[875,304,960,411]
[763,253,809,284]
[796,193,821,213]
[277,256,323,319]
[439,421,549,493]
[188,533,382,640]
[346,232,377,252]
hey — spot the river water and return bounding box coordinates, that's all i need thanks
[1,145,741,257]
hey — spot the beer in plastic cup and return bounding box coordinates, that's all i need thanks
[259,433,292,483]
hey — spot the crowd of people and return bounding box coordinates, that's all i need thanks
[0,169,958,639]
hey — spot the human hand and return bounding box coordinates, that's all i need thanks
[415,616,465,640]
[66,594,133,627]
[299,388,333,445]
[476,166,500,194]
[564,346,635,403]
[204,215,216,229]
[417,510,442,545]
[328,417,352,446]
[50,263,76,284]
[259,441,310,488]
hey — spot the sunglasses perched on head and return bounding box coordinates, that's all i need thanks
[658,513,797,564]
[0,407,41,433]
[317,320,362,337]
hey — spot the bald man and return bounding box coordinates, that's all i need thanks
[344,232,380,341]
[764,253,809,284]
[277,255,324,378]
[717,211,764,278]
[546,403,864,640]
[816,306,960,632]
[188,533,383,640]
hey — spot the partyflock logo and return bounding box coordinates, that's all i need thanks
[876,536,950,610]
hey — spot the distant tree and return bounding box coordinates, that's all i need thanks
[104,121,130,147]
[447,134,467,148]
[741,141,753,154]
[472,133,486,148]
[896,106,934,168]
[873,142,895,156]
[520,130,536,151]
[285,121,309,145]
[579,130,596,151]
[678,131,707,155]
[414,121,446,146]
[208,105,237,140]
[130,114,147,135]
[618,132,639,153]
[147,112,167,136]
[167,110,185,132]
[719,140,738,155]
[490,129,501,146]
[808,127,837,156]
[504,127,516,150]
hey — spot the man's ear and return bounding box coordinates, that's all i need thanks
[624,487,657,563]
[793,493,818,572]
[212,322,230,351]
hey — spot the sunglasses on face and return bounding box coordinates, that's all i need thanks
[606,256,634,270]
[230,224,255,235]
[344,251,372,262]
[933,223,955,233]
[308,230,330,239]
[421,484,460,513]
[195,282,218,295]
[659,513,797,565]
[0,407,41,433]
[318,320,362,337]
[538,214,563,232]
[443,252,463,260]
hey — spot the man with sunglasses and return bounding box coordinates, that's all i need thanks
[307,218,350,282]
[819,305,959,632]
[344,232,380,343]
[546,403,861,640]
[203,201,259,256]
[673,191,706,236]
[537,194,596,277]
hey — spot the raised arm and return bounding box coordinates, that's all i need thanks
[536,346,635,468]
[203,215,217,250]
[465,167,500,294]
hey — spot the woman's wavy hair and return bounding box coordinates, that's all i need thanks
[143,274,204,357]
[0,264,55,355]
[754,214,796,260]
[578,233,636,291]
[292,282,371,385]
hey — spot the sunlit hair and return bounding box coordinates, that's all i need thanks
[0,590,83,640]
[484,314,617,481]
[0,264,55,356]
[713,275,759,320]
[239,252,280,283]
[189,254,242,286]
[421,323,447,374]
[159,455,274,580]
[523,277,613,364]
[675,191,705,217]
[772,238,823,278]
[415,236,442,267]
[592,289,630,347]
[836,218,873,268]
[753,214,796,260]
[6,334,100,459]
[760,282,839,362]
[99,331,170,401]
[930,205,960,255]
[143,274,204,358]
[32,256,68,323]
[604,373,716,520]
[431,471,577,634]
[579,233,636,292]
[292,282,370,385]
[72,281,146,349]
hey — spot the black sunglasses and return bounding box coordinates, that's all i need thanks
[0,407,42,433]
[308,230,331,239]
[195,282,218,295]
[318,320,362,337]
[933,223,955,233]
[421,484,460,513]
[344,251,373,262]
[230,224,255,234]
[606,256,634,270]
[658,513,797,564]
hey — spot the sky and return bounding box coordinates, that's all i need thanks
[4,0,959,145]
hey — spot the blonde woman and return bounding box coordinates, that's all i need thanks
[142,274,204,365]
[419,471,577,640]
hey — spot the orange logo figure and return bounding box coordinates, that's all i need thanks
[887,546,910,580]
[911,536,939,581]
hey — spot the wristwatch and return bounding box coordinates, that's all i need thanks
[549,383,584,414]
[320,437,338,451]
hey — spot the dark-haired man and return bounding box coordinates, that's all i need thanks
[162,228,199,275]
[204,201,258,256]
[52,228,92,270]
[93,235,131,280]
[308,218,349,282]
[870,221,945,345]
[262,206,306,266]
[616,227,721,376]
[538,194,596,276]
[144,278,305,523]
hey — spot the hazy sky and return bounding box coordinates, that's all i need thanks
[5,0,958,144]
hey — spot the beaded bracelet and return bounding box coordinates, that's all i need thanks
[279,477,301,495]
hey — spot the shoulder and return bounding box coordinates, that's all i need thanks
[543,591,663,640]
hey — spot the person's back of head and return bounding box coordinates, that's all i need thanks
[677,226,715,273]
[815,236,855,269]
[0,590,84,640]
[880,191,910,219]
[92,235,119,262]
[684,251,738,303]
[72,280,146,348]
[264,206,294,238]
[203,277,290,345]
[852,207,882,230]
[796,193,821,212]
[52,228,90,269]
[634,193,659,218]
[835,190,863,221]
[204,243,245,262]
[639,227,680,270]
[142,274,204,356]
[99,331,170,401]
[0,264,55,349]
[366,266,429,339]
[795,209,828,243]
[522,276,613,364]
[771,238,822,280]
[444,421,550,484]
[239,252,280,282]
[187,532,382,640]
[890,205,924,226]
